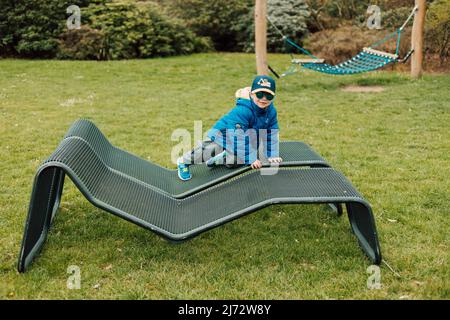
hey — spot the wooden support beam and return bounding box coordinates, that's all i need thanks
[363,48,399,60]
[255,0,268,75]
[411,0,427,79]
[292,58,325,64]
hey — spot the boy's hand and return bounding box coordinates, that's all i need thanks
[251,159,262,169]
[268,157,283,163]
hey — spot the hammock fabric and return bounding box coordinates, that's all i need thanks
[298,48,399,75]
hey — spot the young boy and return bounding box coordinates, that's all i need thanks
[177,75,283,181]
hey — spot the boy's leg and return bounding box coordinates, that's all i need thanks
[178,139,243,172]
[181,139,223,165]
[178,139,224,181]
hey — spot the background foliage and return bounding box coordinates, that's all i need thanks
[0,0,93,58]
[0,0,448,69]
[240,0,311,53]
[425,0,449,65]
[155,0,253,52]
[0,0,210,59]
[62,1,210,60]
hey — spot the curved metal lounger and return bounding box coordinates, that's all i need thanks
[18,122,381,272]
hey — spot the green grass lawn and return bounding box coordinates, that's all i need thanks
[0,53,449,299]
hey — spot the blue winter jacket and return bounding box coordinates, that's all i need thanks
[207,97,279,164]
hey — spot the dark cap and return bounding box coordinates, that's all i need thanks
[251,75,276,96]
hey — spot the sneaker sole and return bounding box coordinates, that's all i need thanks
[177,159,192,181]
[178,171,192,181]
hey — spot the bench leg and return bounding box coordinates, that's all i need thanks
[327,203,343,216]
[346,202,382,265]
[50,170,65,224]
[18,166,65,273]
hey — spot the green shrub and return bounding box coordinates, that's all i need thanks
[0,0,210,59]
[353,4,415,30]
[381,6,414,29]
[238,0,311,53]
[425,0,449,65]
[308,1,417,31]
[158,0,253,51]
[305,0,340,32]
[0,0,95,58]
[76,2,211,59]
[268,0,310,53]
[376,0,415,10]
[311,0,369,21]
[58,26,106,60]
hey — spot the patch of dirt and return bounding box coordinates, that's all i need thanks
[341,85,385,93]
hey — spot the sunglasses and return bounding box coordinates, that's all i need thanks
[255,91,275,101]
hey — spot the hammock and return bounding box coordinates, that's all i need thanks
[293,47,399,75]
[267,5,418,77]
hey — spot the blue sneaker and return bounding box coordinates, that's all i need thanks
[177,158,191,181]
[206,150,227,168]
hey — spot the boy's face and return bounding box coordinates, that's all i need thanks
[250,92,274,109]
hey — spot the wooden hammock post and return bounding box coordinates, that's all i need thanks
[411,0,427,79]
[255,0,268,75]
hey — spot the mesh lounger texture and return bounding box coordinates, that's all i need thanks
[18,120,381,272]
